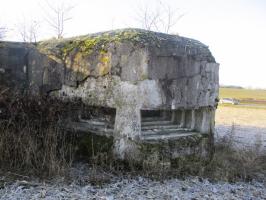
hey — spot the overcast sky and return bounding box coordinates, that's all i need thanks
[1,0,266,88]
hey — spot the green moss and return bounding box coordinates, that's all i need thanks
[140,73,149,81]
[36,29,162,77]
[62,30,141,57]
[138,133,211,169]
[100,49,108,54]
[38,29,162,60]
[0,42,5,48]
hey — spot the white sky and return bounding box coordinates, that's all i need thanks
[1,0,266,88]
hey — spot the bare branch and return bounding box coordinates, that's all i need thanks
[135,0,184,34]
[16,19,40,43]
[0,26,7,39]
[41,0,75,39]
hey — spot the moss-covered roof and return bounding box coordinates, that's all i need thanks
[37,28,215,62]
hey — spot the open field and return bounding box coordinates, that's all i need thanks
[216,87,266,149]
[218,87,266,127]
[216,106,266,128]
[219,87,266,100]
[215,106,266,148]
[219,87,266,109]
[220,87,266,108]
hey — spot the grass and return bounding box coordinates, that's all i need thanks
[218,103,265,109]
[216,106,266,128]
[219,87,266,100]
[204,128,266,182]
[219,87,266,108]
[0,89,78,178]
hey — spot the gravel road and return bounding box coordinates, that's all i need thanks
[1,171,265,199]
[1,160,266,200]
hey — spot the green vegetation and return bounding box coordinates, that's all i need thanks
[219,87,266,108]
[37,29,162,60]
[220,87,266,100]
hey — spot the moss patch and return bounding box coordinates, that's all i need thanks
[37,29,162,60]
[36,29,161,79]
[96,51,111,76]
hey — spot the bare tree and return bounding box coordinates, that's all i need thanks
[17,19,39,43]
[136,6,160,31]
[42,0,75,39]
[0,26,6,39]
[135,0,184,34]
[160,3,184,34]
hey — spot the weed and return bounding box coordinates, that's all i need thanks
[0,88,77,178]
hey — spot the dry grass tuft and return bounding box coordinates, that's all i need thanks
[203,125,266,182]
[0,88,77,177]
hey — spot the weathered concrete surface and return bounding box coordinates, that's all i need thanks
[0,29,219,164]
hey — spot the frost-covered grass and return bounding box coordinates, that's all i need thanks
[0,163,265,200]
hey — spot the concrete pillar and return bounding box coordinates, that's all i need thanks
[179,110,186,128]
[200,108,211,133]
[113,105,141,160]
[171,110,177,122]
[191,109,196,130]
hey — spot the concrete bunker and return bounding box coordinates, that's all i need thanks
[0,28,219,164]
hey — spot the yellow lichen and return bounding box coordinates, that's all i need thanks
[60,29,144,58]
[96,51,111,76]
[65,52,90,76]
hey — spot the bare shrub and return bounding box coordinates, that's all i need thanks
[204,126,266,182]
[0,88,77,177]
